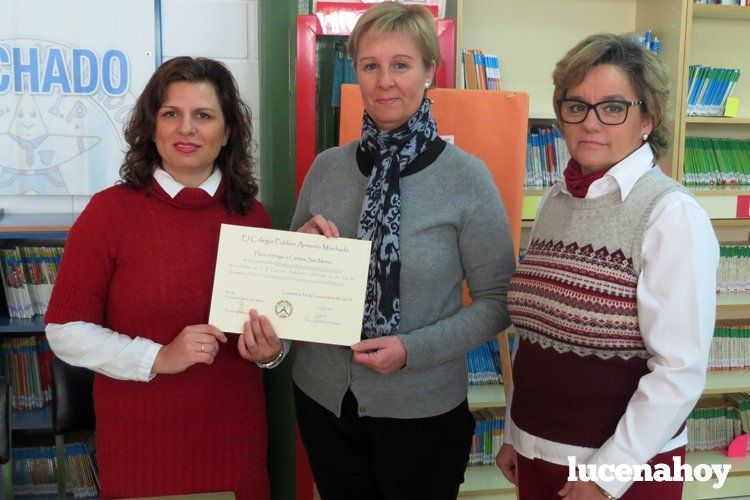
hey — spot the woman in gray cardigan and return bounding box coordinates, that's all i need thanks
[270,3,512,498]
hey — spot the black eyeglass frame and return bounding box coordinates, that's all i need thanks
[556,98,644,125]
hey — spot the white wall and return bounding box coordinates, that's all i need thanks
[3,0,261,214]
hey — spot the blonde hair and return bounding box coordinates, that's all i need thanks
[348,2,440,71]
[552,33,671,160]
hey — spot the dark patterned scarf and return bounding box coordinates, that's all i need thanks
[357,98,438,339]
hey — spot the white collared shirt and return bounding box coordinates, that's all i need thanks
[505,144,719,497]
[152,166,222,198]
[46,169,230,382]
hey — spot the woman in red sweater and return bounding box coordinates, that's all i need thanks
[45,57,284,499]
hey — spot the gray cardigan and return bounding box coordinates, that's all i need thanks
[291,140,515,418]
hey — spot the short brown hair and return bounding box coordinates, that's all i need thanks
[348,2,440,71]
[552,33,671,160]
[121,56,258,214]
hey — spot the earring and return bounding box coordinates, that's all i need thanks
[642,134,649,141]
[424,81,431,89]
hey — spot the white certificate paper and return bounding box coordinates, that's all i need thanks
[209,225,372,346]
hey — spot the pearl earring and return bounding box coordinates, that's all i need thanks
[643,134,649,141]
[424,81,431,89]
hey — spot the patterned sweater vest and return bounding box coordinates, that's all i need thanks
[509,168,689,448]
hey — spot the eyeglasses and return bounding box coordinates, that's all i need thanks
[556,98,643,125]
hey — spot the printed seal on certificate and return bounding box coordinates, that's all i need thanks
[275,300,293,318]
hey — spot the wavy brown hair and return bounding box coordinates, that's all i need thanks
[120,57,257,214]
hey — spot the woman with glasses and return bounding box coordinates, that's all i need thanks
[496,34,718,499]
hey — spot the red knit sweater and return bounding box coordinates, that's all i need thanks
[46,180,271,499]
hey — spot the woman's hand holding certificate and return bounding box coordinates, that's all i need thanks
[209,224,371,346]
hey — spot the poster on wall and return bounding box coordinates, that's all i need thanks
[0,0,160,196]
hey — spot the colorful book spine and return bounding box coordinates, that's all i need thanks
[686,65,741,116]
[710,325,750,370]
[12,443,98,497]
[461,49,501,90]
[688,394,750,452]
[694,0,750,5]
[467,338,512,385]
[469,408,505,466]
[0,245,63,319]
[1,336,53,411]
[683,137,750,187]
[525,126,569,188]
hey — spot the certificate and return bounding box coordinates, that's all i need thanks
[209,224,372,345]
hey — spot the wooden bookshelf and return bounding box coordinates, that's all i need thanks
[686,116,750,125]
[522,189,545,196]
[0,213,75,236]
[683,450,750,499]
[459,465,515,498]
[694,193,750,220]
[692,189,750,196]
[468,384,506,410]
[716,293,750,311]
[703,369,750,395]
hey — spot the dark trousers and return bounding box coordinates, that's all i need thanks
[294,384,475,500]
[517,446,686,500]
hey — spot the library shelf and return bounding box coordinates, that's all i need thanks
[692,4,750,21]
[703,369,750,395]
[712,218,750,228]
[0,213,74,237]
[693,192,750,220]
[459,464,515,498]
[686,450,750,477]
[11,405,52,430]
[0,315,47,333]
[691,189,750,197]
[716,293,750,311]
[683,450,750,499]
[0,472,85,500]
[468,384,506,410]
[523,189,545,196]
[686,116,750,125]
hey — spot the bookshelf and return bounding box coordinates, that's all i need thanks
[467,384,506,411]
[456,0,750,498]
[0,214,88,498]
[459,465,515,498]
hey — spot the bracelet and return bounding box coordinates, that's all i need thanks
[596,484,618,500]
[255,345,285,369]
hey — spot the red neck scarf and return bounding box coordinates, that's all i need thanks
[563,158,610,198]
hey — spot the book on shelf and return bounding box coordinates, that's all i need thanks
[525,125,569,189]
[694,0,750,6]
[716,243,750,293]
[467,338,512,385]
[0,336,53,411]
[0,245,63,319]
[683,137,750,187]
[12,442,99,498]
[461,49,501,91]
[469,408,505,467]
[686,65,741,117]
[709,325,750,369]
[687,396,743,452]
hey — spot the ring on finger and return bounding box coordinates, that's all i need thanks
[200,342,206,352]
